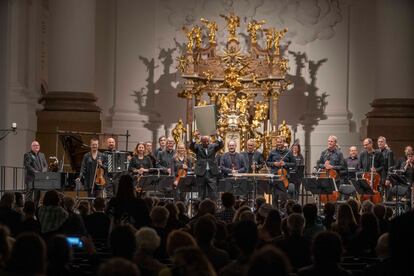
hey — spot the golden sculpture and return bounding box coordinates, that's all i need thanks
[273,28,288,55]
[172,119,186,145]
[264,28,275,50]
[175,13,289,153]
[201,18,218,44]
[236,95,248,114]
[193,25,202,49]
[278,120,291,145]
[247,20,266,44]
[176,55,187,72]
[220,13,240,41]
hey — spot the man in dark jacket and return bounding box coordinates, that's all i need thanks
[23,140,48,202]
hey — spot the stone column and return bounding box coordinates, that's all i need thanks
[37,0,101,163]
[362,0,414,158]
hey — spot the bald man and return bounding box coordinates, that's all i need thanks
[220,140,247,175]
[190,130,224,200]
[241,139,264,173]
[23,140,48,202]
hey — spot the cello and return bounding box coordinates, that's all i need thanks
[318,167,339,203]
[360,154,382,203]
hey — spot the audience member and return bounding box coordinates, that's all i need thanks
[61,196,87,236]
[216,192,236,223]
[38,190,68,235]
[85,197,110,241]
[175,201,190,225]
[98,257,141,276]
[303,203,325,240]
[134,227,166,275]
[331,203,357,254]
[21,200,41,234]
[247,246,291,276]
[150,206,170,261]
[258,209,282,243]
[171,246,216,276]
[110,224,137,260]
[46,234,74,276]
[0,192,22,236]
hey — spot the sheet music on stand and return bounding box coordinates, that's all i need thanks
[351,179,374,196]
[177,175,197,193]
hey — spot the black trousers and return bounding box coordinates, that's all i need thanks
[196,170,217,200]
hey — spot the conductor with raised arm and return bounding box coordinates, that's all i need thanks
[190,130,224,200]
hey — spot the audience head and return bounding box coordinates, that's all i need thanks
[0,225,11,268]
[389,211,414,274]
[194,214,216,245]
[221,192,235,209]
[175,201,187,216]
[373,203,386,219]
[47,234,72,268]
[257,203,273,224]
[239,210,256,223]
[346,198,360,220]
[323,202,336,217]
[150,206,170,228]
[13,192,23,208]
[165,203,179,220]
[312,231,343,266]
[77,200,90,216]
[263,209,282,237]
[166,230,197,257]
[63,196,76,212]
[233,206,252,223]
[110,225,137,260]
[284,199,296,215]
[361,200,374,214]
[6,233,46,275]
[255,196,266,210]
[135,227,160,255]
[291,203,303,214]
[98,257,140,276]
[376,233,390,259]
[198,199,216,216]
[247,246,291,276]
[172,247,215,276]
[116,175,136,200]
[234,220,258,255]
[42,190,61,206]
[303,203,318,224]
[93,197,106,212]
[23,200,36,217]
[287,213,305,236]
[359,213,379,236]
[0,193,14,209]
[337,203,357,228]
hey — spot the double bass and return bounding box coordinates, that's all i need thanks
[360,154,382,203]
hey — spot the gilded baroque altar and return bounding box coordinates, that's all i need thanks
[175,13,291,155]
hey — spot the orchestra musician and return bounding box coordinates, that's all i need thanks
[267,136,295,204]
[358,138,384,175]
[241,139,264,173]
[190,130,224,200]
[103,137,117,197]
[129,142,152,176]
[77,138,107,197]
[317,135,346,181]
[378,137,394,194]
[290,143,304,200]
[387,153,413,203]
[155,136,167,158]
[396,145,413,170]
[346,146,360,180]
[173,142,193,201]
[23,140,48,203]
[156,137,176,175]
[145,141,156,168]
[220,140,247,175]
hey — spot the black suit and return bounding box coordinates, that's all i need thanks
[23,151,48,201]
[190,138,224,199]
[220,152,247,175]
[241,151,264,173]
[358,150,384,174]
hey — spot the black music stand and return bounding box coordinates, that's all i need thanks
[219,177,253,196]
[303,177,320,195]
[137,175,158,191]
[387,173,409,215]
[351,179,374,196]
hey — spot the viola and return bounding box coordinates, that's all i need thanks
[318,168,339,203]
[95,166,106,186]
